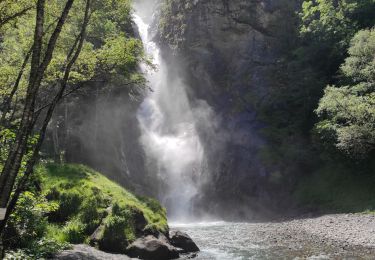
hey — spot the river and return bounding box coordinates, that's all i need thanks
[171,220,375,260]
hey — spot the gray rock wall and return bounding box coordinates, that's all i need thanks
[156,0,297,218]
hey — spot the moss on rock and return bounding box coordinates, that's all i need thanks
[36,163,168,252]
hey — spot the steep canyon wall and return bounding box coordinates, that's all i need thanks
[155,0,298,219]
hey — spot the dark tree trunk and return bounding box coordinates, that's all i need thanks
[0,0,76,256]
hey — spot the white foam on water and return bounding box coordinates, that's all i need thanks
[170,221,227,228]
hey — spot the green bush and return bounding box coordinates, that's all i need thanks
[99,216,128,253]
[4,249,32,260]
[49,191,83,222]
[29,238,70,259]
[79,198,106,234]
[4,191,58,249]
[4,238,70,260]
[62,219,86,244]
[36,163,167,252]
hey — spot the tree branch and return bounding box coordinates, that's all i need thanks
[0,0,92,235]
[0,7,33,28]
[0,47,32,126]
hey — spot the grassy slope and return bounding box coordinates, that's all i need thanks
[36,163,168,247]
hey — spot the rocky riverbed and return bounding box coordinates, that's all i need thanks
[56,213,375,259]
[283,213,375,249]
[175,213,375,259]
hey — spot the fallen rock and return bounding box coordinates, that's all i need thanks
[90,224,105,246]
[169,231,200,253]
[127,235,179,260]
[54,244,133,260]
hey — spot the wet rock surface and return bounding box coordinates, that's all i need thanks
[126,235,179,260]
[170,231,200,253]
[54,244,134,260]
[56,214,375,259]
[157,0,299,217]
[56,229,200,260]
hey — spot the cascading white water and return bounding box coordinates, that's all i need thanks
[133,13,205,221]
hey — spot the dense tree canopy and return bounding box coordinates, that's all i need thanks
[0,0,145,256]
[253,0,375,190]
[316,29,375,158]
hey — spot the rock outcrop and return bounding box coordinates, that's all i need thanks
[155,0,298,218]
[57,230,200,260]
[55,244,133,260]
[126,235,179,260]
[169,231,200,253]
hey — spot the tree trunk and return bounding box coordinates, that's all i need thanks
[0,1,91,254]
[0,0,76,255]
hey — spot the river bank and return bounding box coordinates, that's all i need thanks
[281,213,375,249]
[54,213,375,259]
[175,213,375,259]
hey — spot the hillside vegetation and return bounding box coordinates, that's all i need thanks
[4,163,168,259]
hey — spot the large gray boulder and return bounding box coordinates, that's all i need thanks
[54,244,133,260]
[126,235,179,260]
[169,231,200,253]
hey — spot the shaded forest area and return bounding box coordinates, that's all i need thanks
[0,0,149,258]
[262,0,375,211]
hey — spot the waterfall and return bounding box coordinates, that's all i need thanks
[133,13,206,221]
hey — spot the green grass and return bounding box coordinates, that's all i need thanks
[36,163,168,250]
[294,164,375,213]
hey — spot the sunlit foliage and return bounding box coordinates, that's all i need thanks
[316,29,375,157]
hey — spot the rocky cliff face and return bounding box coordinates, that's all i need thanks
[47,0,297,219]
[156,0,297,218]
[46,83,156,196]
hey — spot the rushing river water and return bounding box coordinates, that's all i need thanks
[171,222,375,260]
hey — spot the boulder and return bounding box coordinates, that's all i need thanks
[54,244,133,260]
[169,231,200,253]
[126,235,179,260]
[90,224,105,246]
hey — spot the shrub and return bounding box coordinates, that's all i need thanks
[99,215,128,253]
[4,191,58,249]
[28,238,70,259]
[79,198,106,234]
[4,238,70,259]
[49,191,83,222]
[62,219,86,244]
[4,249,32,260]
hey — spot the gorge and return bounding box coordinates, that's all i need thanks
[132,0,297,220]
[1,0,375,259]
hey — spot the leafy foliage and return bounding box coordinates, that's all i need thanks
[295,162,375,212]
[316,28,375,157]
[39,163,168,247]
[299,0,358,76]
[249,0,375,208]
[3,191,68,259]
[2,163,167,257]
[4,192,58,249]
[0,0,145,127]
[0,0,153,256]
